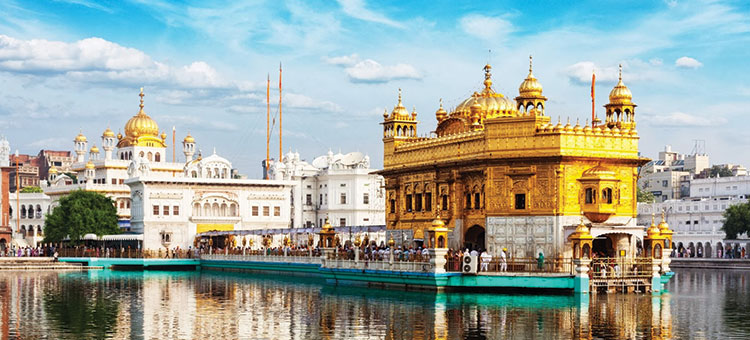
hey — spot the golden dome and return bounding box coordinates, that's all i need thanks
[568,216,593,241]
[102,127,115,138]
[183,133,195,144]
[85,161,95,169]
[431,213,446,229]
[390,88,410,118]
[90,145,99,153]
[646,214,661,238]
[519,56,544,97]
[124,88,160,139]
[49,166,58,174]
[435,98,447,122]
[453,64,517,118]
[74,132,87,143]
[160,131,167,140]
[608,64,633,104]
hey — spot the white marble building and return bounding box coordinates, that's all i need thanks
[126,173,295,251]
[267,150,385,229]
[8,192,51,247]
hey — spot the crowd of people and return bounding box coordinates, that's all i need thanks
[0,245,58,258]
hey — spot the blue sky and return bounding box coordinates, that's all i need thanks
[1,0,749,177]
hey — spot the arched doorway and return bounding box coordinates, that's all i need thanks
[0,239,5,251]
[592,235,614,257]
[464,225,485,251]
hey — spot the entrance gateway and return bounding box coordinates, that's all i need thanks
[464,225,485,251]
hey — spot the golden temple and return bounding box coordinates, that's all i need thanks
[379,58,649,259]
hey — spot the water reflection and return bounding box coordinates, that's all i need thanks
[0,268,746,339]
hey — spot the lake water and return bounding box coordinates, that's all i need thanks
[0,267,747,339]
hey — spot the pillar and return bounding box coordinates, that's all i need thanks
[573,258,591,293]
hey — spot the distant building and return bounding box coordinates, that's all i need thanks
[639,145,710,203]
[267,150,385,230]
[127,176,295,251]
[8,192,51,247]
[638,196,748,258]
[7,150,74,193]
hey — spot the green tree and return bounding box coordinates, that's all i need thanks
[637,187,655,203]
[709,165,734,178]
[721,202,750,239]
[43,190,120,243]
[20,186,43,193]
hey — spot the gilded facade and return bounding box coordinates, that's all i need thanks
[379,59,648,258]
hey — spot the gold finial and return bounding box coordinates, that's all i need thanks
[618,64,622,82]
[383,108,388,118]
[397,88,402,106]
[529,55,533,74]
[439,98,443,109]
[651,212,655,226]
[585,118,589,126]
[138,87,145,113]
[661,209,666,222]
[483,63,493,90]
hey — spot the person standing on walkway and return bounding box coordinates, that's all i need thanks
[480,250,491,272]
[500,248,508,272]
[537,252,545,271]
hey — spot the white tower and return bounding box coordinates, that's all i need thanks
[74,131,87,163]
[0,137,9,167]
[84,161,95,183]
[89,145,100,161]
[101,127,117,160]
[182,133,196,161]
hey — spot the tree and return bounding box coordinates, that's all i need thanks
[44,190,120,243]
[637,187,655,203]
[20,186,43,193]
[721,202,750,239]
[709,165,733,178]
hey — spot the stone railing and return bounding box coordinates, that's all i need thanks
[200,254,322,265]
[321,255,434,273]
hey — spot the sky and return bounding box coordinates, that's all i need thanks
[1,0,749,177]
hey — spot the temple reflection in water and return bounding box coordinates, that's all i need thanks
[0,270,692,339]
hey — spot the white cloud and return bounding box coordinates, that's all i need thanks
[0,35,229,88]
[344,59,421,83]
[642,111,726,127]
[675,56,703,69]
[322,54,360,67]
[284,93,342,112]
[459,14,514,42]
[336,0,403,28]
[563,62,619,85]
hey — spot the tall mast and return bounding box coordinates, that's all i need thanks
[278,62,283,161]
[591,70,596,125]
[266,74,270,180]
[14,150,19,233]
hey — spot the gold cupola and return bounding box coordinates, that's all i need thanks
[102,127,115,138]
[49,166,58,174]
[452,64,517,120]
[604,64,637,130]
[85,160,95,169]
[90,145,100,154]
[516,55,547,115]
[74,132,87,143]
[183,132,195,144]
[117,88,167,148]
[435,98,447,122]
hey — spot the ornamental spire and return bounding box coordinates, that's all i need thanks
[618,64,623,82]
[138,87,145,114]
[529,55,533,75]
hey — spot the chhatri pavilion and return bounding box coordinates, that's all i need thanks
[379,58,648,260]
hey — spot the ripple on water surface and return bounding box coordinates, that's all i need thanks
[0,268,747,339]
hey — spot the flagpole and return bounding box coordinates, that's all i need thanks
[266,74,270,180]
[591,70,596,125]
[14,150,19,234]
[278,62,282,161]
